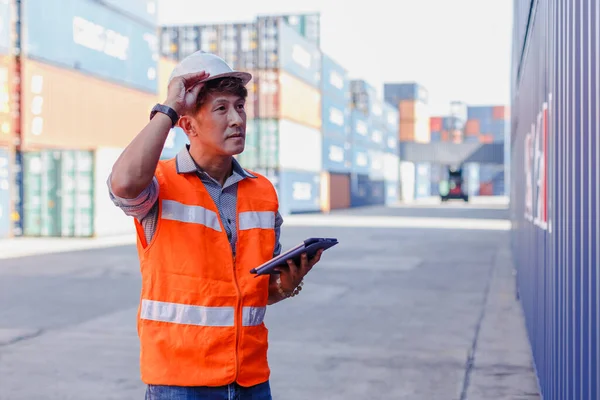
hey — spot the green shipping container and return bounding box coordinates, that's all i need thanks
[237,119,279,170]
[23,150,94,237]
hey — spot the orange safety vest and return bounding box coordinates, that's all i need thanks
[134,158,278,387]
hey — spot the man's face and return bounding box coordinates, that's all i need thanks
[186,92,247,156]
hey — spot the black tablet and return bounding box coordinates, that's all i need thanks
[250,237,339,276]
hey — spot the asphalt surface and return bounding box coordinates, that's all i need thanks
[0,203,540,400]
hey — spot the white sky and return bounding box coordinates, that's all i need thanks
[157,0,513,116]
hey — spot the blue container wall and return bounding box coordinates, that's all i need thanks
[385,130,398,154]
[98,0,157,26]
[12,151,23,236]
[350,110,371,147]
[467,106,494,120]
[430,132,442,142]
[511,1,599,399]
[384,82,428,104]
[322,95,349,140]
[0,148,10,238]
[276,22,321,87]
[383,102,399,133]
[0,0,11,53]
[24,0,158,93]
[321,53,349,101]
[350,146,370,175]
[385,180,399,205]
[322,136,351,174]
[277,169,321,215]
[350,174,385,207]
[492,120,507,142]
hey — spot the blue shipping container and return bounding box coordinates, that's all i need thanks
[430,131,442,142]
[350,146,370,175]
[322,136,351,174]
[511,1,600,398]
[24,0,158,93]
[383,101,399,133]
[492,119,507,142]
[385,180,399,205]
[467,106,494,120]
[0,0,11,54]
[384,82,428,105]
[0,147,10,238]
[322,95,349,140]
[350,174,385,207]
[98,0,157,26]
[277,169,321,215]
[350,110,370,147]
[385,130,398,154]
[321,53,349,102]
[258,19,321,87]
[160,127,189,160]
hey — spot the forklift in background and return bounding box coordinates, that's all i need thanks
[439,166,469,202]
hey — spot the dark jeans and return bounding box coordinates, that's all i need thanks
[145,381,272,400]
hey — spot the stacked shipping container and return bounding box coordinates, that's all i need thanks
[320,53,351,212]
[15,0,159,237]
[0,0,13,238]
[511,1,599,398]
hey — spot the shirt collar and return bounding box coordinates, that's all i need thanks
[175,145,257,179]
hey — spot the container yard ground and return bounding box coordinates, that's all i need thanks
[0,204,539,399]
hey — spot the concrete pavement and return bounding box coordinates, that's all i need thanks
[0,203,539,399]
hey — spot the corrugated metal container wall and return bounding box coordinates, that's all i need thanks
[0,0,11,54]
[384,83,428,105]
[368,149,385,180]
[322,135,351,174]
[23,0,158,93]
[263,14,321,47]
[158,57,177,105]
[319,171,350,212]
[94,148,136,236]
[257,19,321,88]
[350,110,370,147]
[278,119,322,172]
[99,0,157,26]
[414,162,431,199]
[350,174,385,207]
[511,0,599,399]
[383,153,399,182]
[0,55,13,147]
[321,53,349,101]
[21,59,156,150]
[256,69,321,129]
[0,147,10,238]
[277,169,321,215]
[385,180,399,205]
[160,127,189,160]
[22,150,94,237]
[321,94,349,140]
[351,146,370,175]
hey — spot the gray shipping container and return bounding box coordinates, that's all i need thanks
[511,0,599,399]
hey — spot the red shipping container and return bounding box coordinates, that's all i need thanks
[465,119,480,135]
[493,106,506,120]
[479,182,493,196]
[430,117,442,132]
[441,130,449,141]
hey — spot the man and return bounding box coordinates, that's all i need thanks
[108,51,323,399]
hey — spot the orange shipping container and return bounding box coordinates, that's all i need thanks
[257,69,321,129]
[0,56,13,147]
[441,130,450,141]
[399,120,416,141]
[492,105,506,120]
[21,58,157,150]
[479,134,494,144]
[399,100,415,120]
[158,57,177,104]
[465,119,480,135]
[320,171,350,212]
[430,117,442,132]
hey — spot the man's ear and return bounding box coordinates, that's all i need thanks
[178,115,197,137]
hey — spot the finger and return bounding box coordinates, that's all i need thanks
[310,249,323,267]
[286,259,299,277]
[300,253,312,274]
[188,81,204,97]
[180,71,210,87]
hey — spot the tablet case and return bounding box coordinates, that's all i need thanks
[250,237,339,276]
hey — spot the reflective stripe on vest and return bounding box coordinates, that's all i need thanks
[239,211,275,230]
[141,299,266,327]
[161,200,222,232]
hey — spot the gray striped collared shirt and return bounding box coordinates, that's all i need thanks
[108,145,283,256]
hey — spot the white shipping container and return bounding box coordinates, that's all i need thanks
[94,148,136,237]
[278,119,322,172]
[399,161,415,202]
[383,153,400,181]
[414,118,430,143]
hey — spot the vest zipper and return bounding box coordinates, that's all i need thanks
[232,254,242,383]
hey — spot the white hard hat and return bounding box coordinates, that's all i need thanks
[169,51,252,86]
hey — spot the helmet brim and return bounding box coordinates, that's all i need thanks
[200,71,253,86]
